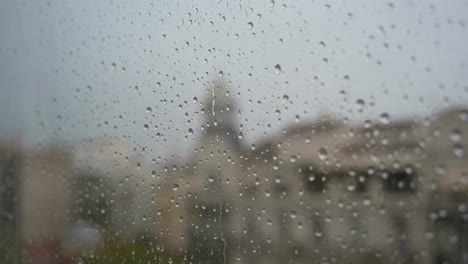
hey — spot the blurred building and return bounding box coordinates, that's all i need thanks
[17,138,153,263]
[72,138,155,240]
[19,145,72,264]
[157,79,468,264]
[10,79,467,264]
[424,108,468,264]
[0,142,21,263]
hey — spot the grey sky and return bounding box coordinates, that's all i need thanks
[1,0,467,159]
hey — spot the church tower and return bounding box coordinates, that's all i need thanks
[203,77,240,149]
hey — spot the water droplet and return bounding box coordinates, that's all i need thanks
[274,64,282,75]
[297,222,304,229]
[173,184,179,191]
[290,210,297,219]
[290,155,297,163]
[318,147,328,160]
[379,113,390,124]
[450,129,462,142]
[355,99,365,112]
[146,107,152,113]
[255,177,261,186]
[459,110,468,121]
[454,144,464,157]
[356,99,365,107]
[188,128,193,135]
[282,94,289,102]
[435,165,446,176]
[274,175,281,183]
[247,22,254,30]
[363,199,371,206]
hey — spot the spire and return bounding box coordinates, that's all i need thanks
[204,77,236,129]
[202,76,241,148]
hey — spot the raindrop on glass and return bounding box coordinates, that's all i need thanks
[274,64,282,75]
[318,147,328,160]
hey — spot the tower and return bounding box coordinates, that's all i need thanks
[203,77,240,149]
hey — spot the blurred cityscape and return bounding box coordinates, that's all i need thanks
[0,80,467,264]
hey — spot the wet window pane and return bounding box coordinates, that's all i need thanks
[1,0,467,263]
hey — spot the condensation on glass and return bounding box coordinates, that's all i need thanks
[0,0,467,263]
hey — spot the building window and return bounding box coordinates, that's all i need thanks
[301,166,328,193]
[347,170,369,193]
[312,210,325,243]
[382,170,416,193]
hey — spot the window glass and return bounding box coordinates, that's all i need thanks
[0,0,467,263]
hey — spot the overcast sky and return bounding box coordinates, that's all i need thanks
[1,0,467,160]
